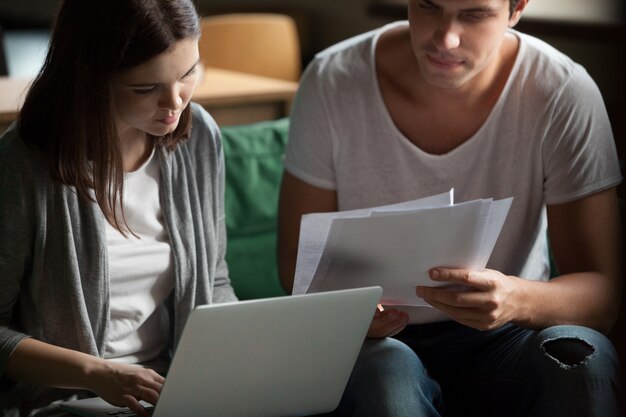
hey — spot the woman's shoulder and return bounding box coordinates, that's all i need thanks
[168,103,223,168]
[0,123,50,199]
[190,102,220,138]
[0,124,46,174]
[184,103,221,148]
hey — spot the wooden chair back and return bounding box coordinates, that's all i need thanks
[199,13,301,82]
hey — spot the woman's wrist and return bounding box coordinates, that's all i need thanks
[80,355,111,393]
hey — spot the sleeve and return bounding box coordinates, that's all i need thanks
[211,131,238,304]
[542,67,623,205]
[0,127,35,387]
[283,58,338,190]
[192,105,238,304]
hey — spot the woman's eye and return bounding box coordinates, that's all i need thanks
[133,86,158,95]
[182,66,197,79]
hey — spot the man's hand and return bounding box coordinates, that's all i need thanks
[367,305,410,338]
[416,268,522,331]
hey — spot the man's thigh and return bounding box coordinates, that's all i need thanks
[396,322,620,417]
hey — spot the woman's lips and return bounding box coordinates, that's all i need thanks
[157,114,179,125]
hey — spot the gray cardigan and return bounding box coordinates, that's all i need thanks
[0,103,238,415]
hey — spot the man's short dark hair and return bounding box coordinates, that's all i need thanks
[509,0,521,15]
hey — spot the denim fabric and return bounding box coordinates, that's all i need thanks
[320,322,621,417]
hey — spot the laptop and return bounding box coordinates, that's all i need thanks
[61,286,381,417]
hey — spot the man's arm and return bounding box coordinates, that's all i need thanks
[277,172,338,293]
[538,187,622,331]
[416,187,622,333]
[277,172,409,337]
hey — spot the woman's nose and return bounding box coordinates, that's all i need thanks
[159,85,183,111]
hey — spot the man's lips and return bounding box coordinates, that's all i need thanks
[426,54,464,68]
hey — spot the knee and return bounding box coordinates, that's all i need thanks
[535,325,619,375]
[340,338,442,417]
[354,338,425,380]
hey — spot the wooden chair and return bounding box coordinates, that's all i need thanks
[199,13,301,82]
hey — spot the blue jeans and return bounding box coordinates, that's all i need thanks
[319,321,621,417]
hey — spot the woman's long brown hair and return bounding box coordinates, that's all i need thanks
[18,0,200,233]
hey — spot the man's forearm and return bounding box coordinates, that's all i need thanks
[511,272,620,334]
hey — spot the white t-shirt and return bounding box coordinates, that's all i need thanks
[104,148,175,363]
[284,22,622,322]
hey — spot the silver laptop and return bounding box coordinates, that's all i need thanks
[61,287,381,417]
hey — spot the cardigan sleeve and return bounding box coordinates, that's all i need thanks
[0,125,36,389]
[212,132,238,304]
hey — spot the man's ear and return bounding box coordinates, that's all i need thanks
[509,0,529,27]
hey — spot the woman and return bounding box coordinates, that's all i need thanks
[0,1,237,416]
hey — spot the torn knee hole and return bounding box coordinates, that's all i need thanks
[541,338,595,367]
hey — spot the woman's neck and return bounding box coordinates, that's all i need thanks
[119,127,153,172]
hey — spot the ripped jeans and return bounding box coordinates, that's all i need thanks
[327,322,621,417]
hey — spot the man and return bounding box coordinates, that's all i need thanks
[278,0,623,416]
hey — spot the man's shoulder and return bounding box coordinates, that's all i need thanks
[310,21,407,75]
[516,30,588,83]
[511,30,600,107]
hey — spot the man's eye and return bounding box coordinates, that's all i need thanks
[461,12,490,22]
[418,1,437,10]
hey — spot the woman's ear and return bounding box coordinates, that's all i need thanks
[509,0,530,28]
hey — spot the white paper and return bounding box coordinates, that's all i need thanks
[292,190,453,294]
[293,190,512,309]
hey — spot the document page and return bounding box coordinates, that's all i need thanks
[292,190,453,295]
[292,190,512,308]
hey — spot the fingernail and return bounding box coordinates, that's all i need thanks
[430,269,440,279]
[416,287,424,297]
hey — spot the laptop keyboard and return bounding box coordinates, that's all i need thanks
[105,406,154,416]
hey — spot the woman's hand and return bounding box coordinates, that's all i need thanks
[367,305,409,338]
[5,338,164,417]
[416,268,522,331]
[89,362,165,417]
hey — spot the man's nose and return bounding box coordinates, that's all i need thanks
[433,19,461,51]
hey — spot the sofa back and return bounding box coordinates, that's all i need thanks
[221,118,289,299]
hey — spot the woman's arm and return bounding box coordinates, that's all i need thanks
[6,338,165,417]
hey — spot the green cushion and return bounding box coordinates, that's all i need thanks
[220,118,289,299]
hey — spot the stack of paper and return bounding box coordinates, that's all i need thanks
[293,190,512,307]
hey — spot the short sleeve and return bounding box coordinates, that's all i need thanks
[542,67,622,205]
[283,59,337,190]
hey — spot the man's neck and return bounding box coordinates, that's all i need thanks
[374,26,519,154]
[379,27,516,110]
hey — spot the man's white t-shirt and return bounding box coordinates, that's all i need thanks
[284,22,622,322]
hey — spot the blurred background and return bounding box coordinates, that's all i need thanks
[0,0,624,193]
